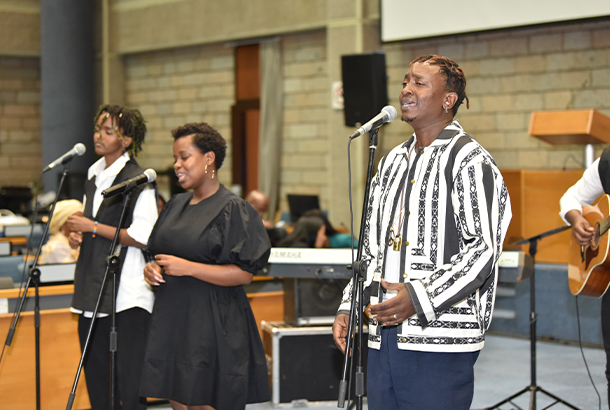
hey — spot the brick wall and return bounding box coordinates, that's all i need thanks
[0,56,41,188]
[123,44,235,199]
[120,18,610,214]
[122,31,331,211]
[1,11,609,215]
[280,30,329,211]
[380,18,610,170]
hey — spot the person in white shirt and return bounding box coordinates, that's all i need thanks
[66,105,158,410]
[560,145,610,407]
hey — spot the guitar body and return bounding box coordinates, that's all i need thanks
[568,194,610,297]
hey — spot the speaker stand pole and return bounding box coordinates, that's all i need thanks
[338,127,379,409]
[483,225,580,410]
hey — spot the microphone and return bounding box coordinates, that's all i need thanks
[349,105,397,138]
[102,169,157,198]
[43,143,86,172]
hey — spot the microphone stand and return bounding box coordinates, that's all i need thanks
[483,225,580,410]
[66,187,135,410]
[338,127,379,409]
[4,166,71,410]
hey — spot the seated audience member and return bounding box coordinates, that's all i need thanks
[301,209,356,248]
[39,199,83,264]
[246,189,288,246]
[245,189,274,228]
[266,226,288,247]
[277,215,329,248]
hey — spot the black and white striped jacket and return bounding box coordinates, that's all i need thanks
[339,121,512,352]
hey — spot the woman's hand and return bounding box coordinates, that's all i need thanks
[151,256,252,286]
[68,231,83,249]
[154,254,192,277]
[143,262,165,286]
[66,213,95,234]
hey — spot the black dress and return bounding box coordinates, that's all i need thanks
[139,185,271,408]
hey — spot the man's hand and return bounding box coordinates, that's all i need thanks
[368,279,416,325]
[565,209,595,246]
[332,313,350,353]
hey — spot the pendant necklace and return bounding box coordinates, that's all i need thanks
[388,184,405,251]
[389,143,415,252]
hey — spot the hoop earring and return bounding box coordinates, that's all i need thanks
[212,169,215,179]
[205,164,208,174]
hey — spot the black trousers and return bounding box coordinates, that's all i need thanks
[78,307,151,410]
[602,292,610,409]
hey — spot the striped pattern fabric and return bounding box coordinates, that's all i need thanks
[339,121,512,352]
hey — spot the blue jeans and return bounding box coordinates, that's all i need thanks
[367,326,480,410]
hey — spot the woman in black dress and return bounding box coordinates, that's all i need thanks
[140,123,271,410]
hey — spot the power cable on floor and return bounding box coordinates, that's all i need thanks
[575,295,602,410]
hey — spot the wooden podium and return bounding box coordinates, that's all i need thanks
[502,169,584,264]
[529,109,610,145]
[503,109,610,264]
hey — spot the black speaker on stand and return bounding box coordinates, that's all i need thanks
[341,52,388,127]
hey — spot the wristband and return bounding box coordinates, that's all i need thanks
[92,221,98,238]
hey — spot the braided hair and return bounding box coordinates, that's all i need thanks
[410,54,470,116]
[94,104,147,157]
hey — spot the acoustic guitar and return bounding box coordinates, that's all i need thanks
[568,194,610,297]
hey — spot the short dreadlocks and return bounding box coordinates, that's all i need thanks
[410,54,470,116]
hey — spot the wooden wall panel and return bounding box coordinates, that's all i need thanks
[245,108,260,191]
[0,309,90,409]
[235,44,260,101]
[0,285,284,408]
[501,169,585,264]
[248,290,284,336]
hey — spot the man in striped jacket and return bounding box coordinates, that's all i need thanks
[333,54,512,410]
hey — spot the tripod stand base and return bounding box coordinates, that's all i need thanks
[480,385,581,410]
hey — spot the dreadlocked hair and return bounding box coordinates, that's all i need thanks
[94,104,147,157]
[171,122,227,170]
[410,54,470,116]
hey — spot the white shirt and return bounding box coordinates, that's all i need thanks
[72,153,157,316]
[383,144,416,301]
[559,158,602,223]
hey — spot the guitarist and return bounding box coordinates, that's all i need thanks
[560,145,610,407]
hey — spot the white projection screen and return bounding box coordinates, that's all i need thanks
[381,0,610,43]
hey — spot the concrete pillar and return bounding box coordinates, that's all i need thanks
[40,0,95,195]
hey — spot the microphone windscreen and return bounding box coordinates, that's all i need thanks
[144,169,157,183]
[74,143,86,156]
[382,105,397,122]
